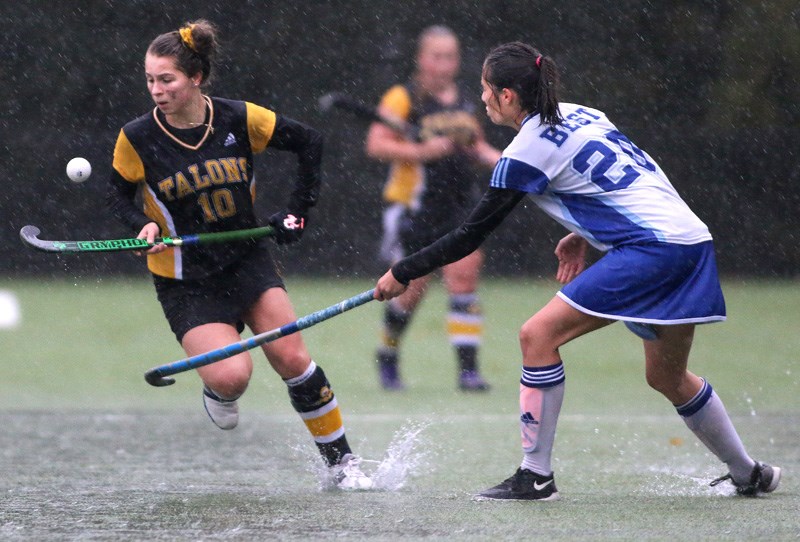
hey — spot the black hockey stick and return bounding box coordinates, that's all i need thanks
[318,92,418,139]
[20,225,274,254]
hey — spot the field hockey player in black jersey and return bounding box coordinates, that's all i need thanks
[365,25,502,392]
[107,20,371,490]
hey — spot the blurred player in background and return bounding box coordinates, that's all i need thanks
[374,41,780,500]
[365,25,501,391]
[107,19,371,490]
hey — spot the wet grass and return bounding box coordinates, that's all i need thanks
[0,277,798,540]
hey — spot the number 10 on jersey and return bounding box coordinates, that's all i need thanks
[198,188,237,222]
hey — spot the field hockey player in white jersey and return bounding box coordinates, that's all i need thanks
[374,41,780,500]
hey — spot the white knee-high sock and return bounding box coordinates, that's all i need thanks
[519,362,565,476]
[677,379,755,482]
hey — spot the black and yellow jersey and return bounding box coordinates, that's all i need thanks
[378,83,481,222]
[108,96,320,280]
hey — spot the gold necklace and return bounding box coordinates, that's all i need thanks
[153,95,214,151]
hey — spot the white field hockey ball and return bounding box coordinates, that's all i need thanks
[66,157,92,183]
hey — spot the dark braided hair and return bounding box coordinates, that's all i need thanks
[482,42,563,127]
[147,19,218,85]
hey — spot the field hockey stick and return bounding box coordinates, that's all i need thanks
[19,225,274,254]
[144,288,376,387]
[318,92,419,139]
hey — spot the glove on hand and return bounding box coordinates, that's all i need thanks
[269,211,307,245]
[418,111,480,146]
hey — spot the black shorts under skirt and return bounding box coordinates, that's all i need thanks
[153,241,285,343]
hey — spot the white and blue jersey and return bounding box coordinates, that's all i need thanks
[489,103,724,326]
[392,103,726,328]
[491,103,711,251]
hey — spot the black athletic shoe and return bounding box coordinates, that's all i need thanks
[477,468,559,501]
[710,462,781,496]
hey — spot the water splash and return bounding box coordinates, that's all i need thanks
[290,440,341,491]
[370,420,432,491]
[296,420,433,491]
[642,465,734,497]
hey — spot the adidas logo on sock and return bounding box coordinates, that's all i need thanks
[224,132,236,146]
[520,412,539,425]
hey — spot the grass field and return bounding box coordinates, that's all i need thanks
[0,277,798,540]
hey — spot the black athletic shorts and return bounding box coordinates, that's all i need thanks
[153,239,285,343]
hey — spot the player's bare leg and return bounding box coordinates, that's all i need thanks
[642,324,700,404]
[244,287,311,379]
[187,324,254,397]
[391,273,429,313]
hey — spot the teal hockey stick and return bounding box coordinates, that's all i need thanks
[144,289,376,387]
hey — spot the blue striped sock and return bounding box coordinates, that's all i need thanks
[675,378,712,417]
[521,362,565,389]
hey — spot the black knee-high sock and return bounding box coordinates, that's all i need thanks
[285,361,352,466]
[379,301,412,358]
[447,293,483,373]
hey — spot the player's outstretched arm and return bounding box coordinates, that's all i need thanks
[388,187,526,286]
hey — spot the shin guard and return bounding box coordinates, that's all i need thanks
[285,361,352,466]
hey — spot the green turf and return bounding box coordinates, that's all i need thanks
[0,277,797,539]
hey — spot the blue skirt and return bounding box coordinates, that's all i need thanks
[558,241,726,325]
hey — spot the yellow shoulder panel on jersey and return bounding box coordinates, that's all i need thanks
[245,102,277,154]
[112,129,145,182]
[379,85,419,205]
[380,85,412,120]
